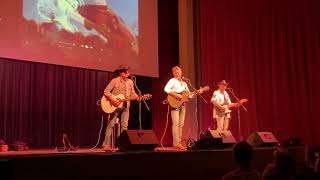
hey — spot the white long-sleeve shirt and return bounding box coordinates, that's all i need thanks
[164,78,190,94]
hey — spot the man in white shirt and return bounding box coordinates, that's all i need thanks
[211,80,233,131]
[164,66,190,149]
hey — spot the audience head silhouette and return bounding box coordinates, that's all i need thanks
[233,141,253,166]
[222,141,260,180]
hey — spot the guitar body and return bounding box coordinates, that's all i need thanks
[101,94,125,113]
[167,91,190,108]
[215,105,232,117]
[167,86,210,108]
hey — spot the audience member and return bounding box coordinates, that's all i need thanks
[296,146,320,179]
[222,141,261,180]
[262,148,296,180]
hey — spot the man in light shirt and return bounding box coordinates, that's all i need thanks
[211,80,232,131]
[164,66,190,149]
[211,80,246,131]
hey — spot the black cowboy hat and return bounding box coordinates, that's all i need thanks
[114,65,130,72]
[114,65,131,76]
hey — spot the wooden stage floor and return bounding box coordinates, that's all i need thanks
[0,146,305,180]
[1,148,103,156]
[0,147,187,157]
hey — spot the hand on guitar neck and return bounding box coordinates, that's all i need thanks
[137,94,152,101]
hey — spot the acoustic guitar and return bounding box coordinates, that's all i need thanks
[167,86,210,108]
[101,94,152,113]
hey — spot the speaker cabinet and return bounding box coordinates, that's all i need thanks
[194,130,237,149]
[118,130,159,151]
[247,132,279,147]
[281,138,304,147]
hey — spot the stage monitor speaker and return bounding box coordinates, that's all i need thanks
[281,137,304,147]
[247,132,279,147]
[194,130,237,149]
[118,130,159,151]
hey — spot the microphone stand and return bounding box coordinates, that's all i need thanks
[59,133,76,151]
[184,79,208,143]
[226,88,247,141]
[184,79,208,104]
[130,75,150,130]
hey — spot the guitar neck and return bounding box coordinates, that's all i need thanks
[191,89,203,96]
[226,99,247,108]
[228,103,238,109]
[119,98,134,102]
[118,96,148,102]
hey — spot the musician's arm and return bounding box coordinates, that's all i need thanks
[168,92,182,99]
[226,95,243,109]
[129,81,140,101]
[185,83,195,99]
[104,79,118,102]
[226,95,235,108]
[228,102,243,109]
[211,100,225,111]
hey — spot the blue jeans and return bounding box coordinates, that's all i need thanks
[103,107,129,147]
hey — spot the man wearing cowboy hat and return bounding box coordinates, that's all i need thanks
[102,65,139,150]
[211,80,232,131]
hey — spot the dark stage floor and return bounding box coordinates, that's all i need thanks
[0,146,305,180]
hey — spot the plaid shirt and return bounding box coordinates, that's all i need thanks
[104,77,138,107]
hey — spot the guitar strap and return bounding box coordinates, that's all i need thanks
[222,92,228,106]
[124,79,129,108]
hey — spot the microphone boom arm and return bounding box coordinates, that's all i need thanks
[227,88,247,111]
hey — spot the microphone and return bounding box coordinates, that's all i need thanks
[226,87,233,90]
[182,76,190,82]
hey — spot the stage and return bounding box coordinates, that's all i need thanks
[0,146,305,179]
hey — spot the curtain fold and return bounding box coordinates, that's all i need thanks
[199,0,320,144]
[0,58,152,148]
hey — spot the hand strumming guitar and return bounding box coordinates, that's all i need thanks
[169,92,182,101]
[219,105,227,112]
[110,97,120,107]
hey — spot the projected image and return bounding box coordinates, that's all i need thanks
[0,0,158,77]
[23,0,138,56]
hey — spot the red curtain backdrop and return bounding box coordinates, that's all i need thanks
[0,58,152,148]
[0,59,112,147]
[199,0,320,144]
